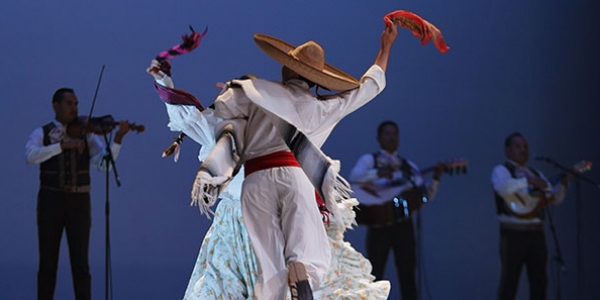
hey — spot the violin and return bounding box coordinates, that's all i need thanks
[66,114,145,138]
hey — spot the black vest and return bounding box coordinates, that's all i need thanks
[494,162,545,219]
[39,122,91,189]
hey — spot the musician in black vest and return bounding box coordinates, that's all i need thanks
[492,132,570,300]
[25,88,130,300]
[348,120,444,300]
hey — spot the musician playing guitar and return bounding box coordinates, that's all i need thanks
[348,120,447,300]
[492,132,576,300]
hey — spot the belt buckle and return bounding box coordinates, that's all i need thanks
[63,185,90,193]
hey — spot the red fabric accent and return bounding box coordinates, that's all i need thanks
[153,82,205,111]
[314,191,325,207]
[315,191,331,225]
[244,151,300,177]
[156,27,208,60]
[384,10,449,54]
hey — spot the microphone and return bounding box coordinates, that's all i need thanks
[534,154,552,162]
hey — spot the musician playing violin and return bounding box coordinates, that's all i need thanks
[25,87,131,300]
[492,132,572,300]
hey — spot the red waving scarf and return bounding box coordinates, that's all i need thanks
[384,10,449,54]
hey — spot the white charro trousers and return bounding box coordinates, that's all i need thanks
[241,166,331,300]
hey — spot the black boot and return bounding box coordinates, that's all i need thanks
[287,261,314,300]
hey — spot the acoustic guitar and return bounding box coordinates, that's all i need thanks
[352,158,468,226]
[502,160,592,219]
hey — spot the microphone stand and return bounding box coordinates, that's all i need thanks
[415,210,422,300]
[544,204,566,300]
[101,132,120,300]
[85,65,124,300]
[416,190,434,300]
[537,157,600,300]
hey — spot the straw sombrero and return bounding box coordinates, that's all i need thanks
[253,33,359,91]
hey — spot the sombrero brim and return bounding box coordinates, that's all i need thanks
[254,33,359,91]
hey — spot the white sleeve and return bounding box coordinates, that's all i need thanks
[25,127,62,164]
[335,64,386,117]
[213,87,251,120]
[155,73,220,157]
[88,134,121,172]
[156,74,174,89]
[312,65,386,128]
[491,165,529,197]
[540,171,567,204]
[165,104,219,147]
[298,65,387,146]
[550,183,567,204]
[348,154,379,183]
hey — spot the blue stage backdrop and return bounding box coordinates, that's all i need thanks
[1,1,598,299]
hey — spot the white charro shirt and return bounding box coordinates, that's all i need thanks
[210,64,386,299]
[214,64,386,152]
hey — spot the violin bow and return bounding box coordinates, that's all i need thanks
[87,65,105,119]
[69,65,105,138]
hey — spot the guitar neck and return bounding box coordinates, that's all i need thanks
[386,159,468,186]
[419,165,437,176]
[548,161,592,186]
[420,162,467,176]
[548,172,569,186]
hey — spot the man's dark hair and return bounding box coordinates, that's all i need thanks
[377,120,398,137]
[504,132,524,147]
[281,66,315,88]
[52,87,75,103]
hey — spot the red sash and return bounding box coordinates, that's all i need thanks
[244,151,300,177]
[244,150,331,221]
